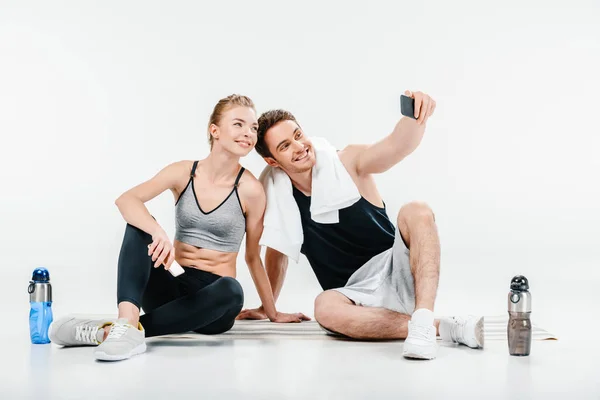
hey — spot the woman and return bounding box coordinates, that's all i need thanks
[49,94,310,361]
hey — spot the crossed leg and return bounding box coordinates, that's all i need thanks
[314,201,441,340]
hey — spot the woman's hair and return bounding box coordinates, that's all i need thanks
[207,94,255,149]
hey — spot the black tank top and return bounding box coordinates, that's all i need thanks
[293,186,396,290]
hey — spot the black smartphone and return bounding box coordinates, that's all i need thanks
[400,94,417,119]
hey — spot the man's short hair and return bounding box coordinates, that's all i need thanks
[256,109,299,158]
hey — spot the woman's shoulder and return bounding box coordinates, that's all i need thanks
[152,160,196,186]
[163,160,196,174]
[237,168,265,199]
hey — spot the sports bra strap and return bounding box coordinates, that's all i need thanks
[234,167,245,187]
[190,161,199,178]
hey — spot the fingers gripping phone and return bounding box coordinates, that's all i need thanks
[400,95,417,119]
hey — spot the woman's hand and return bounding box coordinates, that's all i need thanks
[148,228,175,270]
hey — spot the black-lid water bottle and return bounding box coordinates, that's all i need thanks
[28,267,53,344]
[507,275,532,356]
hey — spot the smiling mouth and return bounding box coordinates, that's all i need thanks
[236,140,252,148]
[294,148,309,161]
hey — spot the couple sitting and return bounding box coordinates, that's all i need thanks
[50,93,483,361]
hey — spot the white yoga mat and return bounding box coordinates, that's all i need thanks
[156,315,557,341]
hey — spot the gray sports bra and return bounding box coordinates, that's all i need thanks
[174,161,246,253]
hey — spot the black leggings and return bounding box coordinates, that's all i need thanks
[116,223,244,338]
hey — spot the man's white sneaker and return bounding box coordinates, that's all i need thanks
[402,320,438,360]
[48,316,114,346]
[440,316,484,349]
[93,318,146,361]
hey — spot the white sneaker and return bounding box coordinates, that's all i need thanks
[93,318,146,361]
[440,316,484,349]
[48,316,114,346]
[402,320,438,360]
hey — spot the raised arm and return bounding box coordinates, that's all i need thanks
[241,178,310,323]
[354,91,436,176]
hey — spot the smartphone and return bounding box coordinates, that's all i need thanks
[400,94,417,119]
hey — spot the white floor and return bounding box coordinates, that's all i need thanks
[1,323,598,399]
[5,263,599,399]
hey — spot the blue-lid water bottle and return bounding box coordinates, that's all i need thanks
[28,267,53,344]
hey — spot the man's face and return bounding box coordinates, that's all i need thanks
[263,120,316,174]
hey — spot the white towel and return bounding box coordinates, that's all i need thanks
[259,137,361,262]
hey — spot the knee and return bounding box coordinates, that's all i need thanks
[124,223,152,243]
[397,201,435,227]
[216,277,244,311]
[314,291,339,329]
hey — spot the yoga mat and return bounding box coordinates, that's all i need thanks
[157,315,557,341]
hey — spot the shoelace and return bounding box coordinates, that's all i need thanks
[409,322,434,340]
[450,317,466,343]
[106,323,130,340]
[75,325,100,344]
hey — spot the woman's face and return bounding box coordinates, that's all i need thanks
[210,106,258,157]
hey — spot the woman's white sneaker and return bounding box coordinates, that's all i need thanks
[48,316,114,346]
[93,318,146,361]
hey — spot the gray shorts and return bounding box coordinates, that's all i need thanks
[333,227,415,315]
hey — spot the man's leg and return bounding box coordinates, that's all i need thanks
[396,201,440,312]
[315,291,441,340]
[395,202,442,358]
[314,201,441,340]
[397,202,483,356]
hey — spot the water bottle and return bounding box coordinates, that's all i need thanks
[507,275,532,356]
[28,267,53,344]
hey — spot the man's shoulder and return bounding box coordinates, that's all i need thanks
[338,143,369,161]
[337,144,369,177]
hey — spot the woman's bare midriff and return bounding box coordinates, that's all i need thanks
[174,240,237,278]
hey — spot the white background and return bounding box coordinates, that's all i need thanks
[1,1,599,340]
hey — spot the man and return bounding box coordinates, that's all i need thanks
[237,91,484,360]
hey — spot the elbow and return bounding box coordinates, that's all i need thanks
[115,194,124,208]
[114,193,130,211]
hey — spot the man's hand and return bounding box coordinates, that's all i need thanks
[236,307,268,320]
[270,312,311,323]
[404,90,436,125]
[236,307,311,323]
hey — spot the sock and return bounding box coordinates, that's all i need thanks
[98,322,113,343]
[96,328,105,343]
[411,308,434,326]
[438,318,454,342]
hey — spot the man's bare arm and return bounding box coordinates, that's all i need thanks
[241,178,309,323]
[354,91,436,176]
[265,247,289,302]
[236,247,296,320]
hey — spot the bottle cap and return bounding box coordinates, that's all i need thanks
[510,275,529,292]
[31,267,50,282]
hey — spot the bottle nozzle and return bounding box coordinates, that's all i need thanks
[510,275,529,292]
